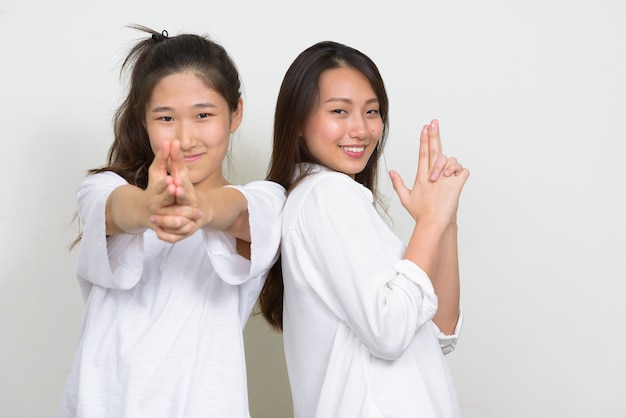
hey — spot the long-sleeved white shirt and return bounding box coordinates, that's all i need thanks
[281,165,462,418]
[58,171,285,418]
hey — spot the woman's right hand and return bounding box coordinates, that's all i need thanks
[389,119,469,228]
[146,140,203,243]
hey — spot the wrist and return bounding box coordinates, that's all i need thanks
[107,185,151,235]
[195,192,211,228]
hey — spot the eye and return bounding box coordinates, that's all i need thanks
[366,109,380,115]
[331,109,347,115]
[159,116,174,122]
[197,113,211,119]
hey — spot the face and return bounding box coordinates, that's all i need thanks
[145,71,242,191]
[301,66,382,177]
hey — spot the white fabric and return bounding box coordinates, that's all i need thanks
[58,171,285,418]
[281,165,462,418]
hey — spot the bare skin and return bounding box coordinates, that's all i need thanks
[389,119,469,334]
[105,140,250,252]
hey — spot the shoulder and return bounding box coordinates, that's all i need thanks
[292,167,373,205]
[283,167,374,230]
[223,181,286,223]
[79,171,128,189]
[77,171,129,199]
[236,180,285,196]
[226,180,286,207]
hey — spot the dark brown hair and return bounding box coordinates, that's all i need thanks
[94,24,242,188]
[259,41,389,330]
[70,25,241,249]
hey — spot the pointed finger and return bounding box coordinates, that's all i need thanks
[152,141,171,179]
[428,119,442,172]
[416,124,430,180]
[168,140,187,180]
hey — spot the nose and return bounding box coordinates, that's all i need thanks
[348,114,367,140]
[176,120,197,151]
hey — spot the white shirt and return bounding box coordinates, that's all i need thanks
[58,171,285,418]
[281,165,462,418]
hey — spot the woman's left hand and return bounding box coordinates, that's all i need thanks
[150,140,204,243]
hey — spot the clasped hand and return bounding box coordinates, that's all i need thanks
[389,119,470,226]
[145,140,204,243]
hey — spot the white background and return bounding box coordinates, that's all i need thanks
[1,1,625,417]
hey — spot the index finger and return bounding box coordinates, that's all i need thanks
[416,124,430,180]
[428,119,442,172]
[168,140,187,181]
[151,140,171,179]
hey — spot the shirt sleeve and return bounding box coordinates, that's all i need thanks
[289,173,439,360]
[203,180,285,285]
[75,172,144,296]
[433,308,463,355]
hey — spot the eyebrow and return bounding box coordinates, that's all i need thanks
[149,102,218,113]
[325,97,379,105]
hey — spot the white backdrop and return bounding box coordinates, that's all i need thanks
[1,1,625,417]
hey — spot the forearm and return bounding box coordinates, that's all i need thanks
[106,185,152,235]
[404,219,447,281]
[197,187,250,241]
[404,221,460,335]
[431,223,461,334]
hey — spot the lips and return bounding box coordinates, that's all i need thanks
[183,153,203,163]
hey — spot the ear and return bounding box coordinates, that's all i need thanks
[230,98,243,133]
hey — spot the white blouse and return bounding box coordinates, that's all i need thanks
[58,171,285,418]
[281,165,462,418]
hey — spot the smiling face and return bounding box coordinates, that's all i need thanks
[301,66,382,177]
[145,71,242,191]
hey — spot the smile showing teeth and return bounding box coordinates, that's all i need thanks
[341,146,365,153]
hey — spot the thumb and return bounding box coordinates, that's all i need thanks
[154,141,171,176]
[389,170,410,205]
[149,141,172,185]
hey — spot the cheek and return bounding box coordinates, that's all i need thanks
[145,124,162,154]
[369,120,383,137]
[200,124,231,148]
[308,121,342,145]
[147,135,162,155]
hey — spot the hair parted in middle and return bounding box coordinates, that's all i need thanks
[93,24,242,189]
[266,40,389,194]
[260,40,390,330]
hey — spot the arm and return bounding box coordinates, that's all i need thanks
[76,172,146,291]
[196,187,250,242]
[145,140,247,243]
[390,120,469,335]
[431,224,461,334]
[105,185,153,235]
[203,180,285,285]
[290,173,439,359]
[106,140,202,239]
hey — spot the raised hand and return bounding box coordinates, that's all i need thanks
[167,140,199,207]
[389,120,469,227]
[145,140,177,209]
[147,140,204,243]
